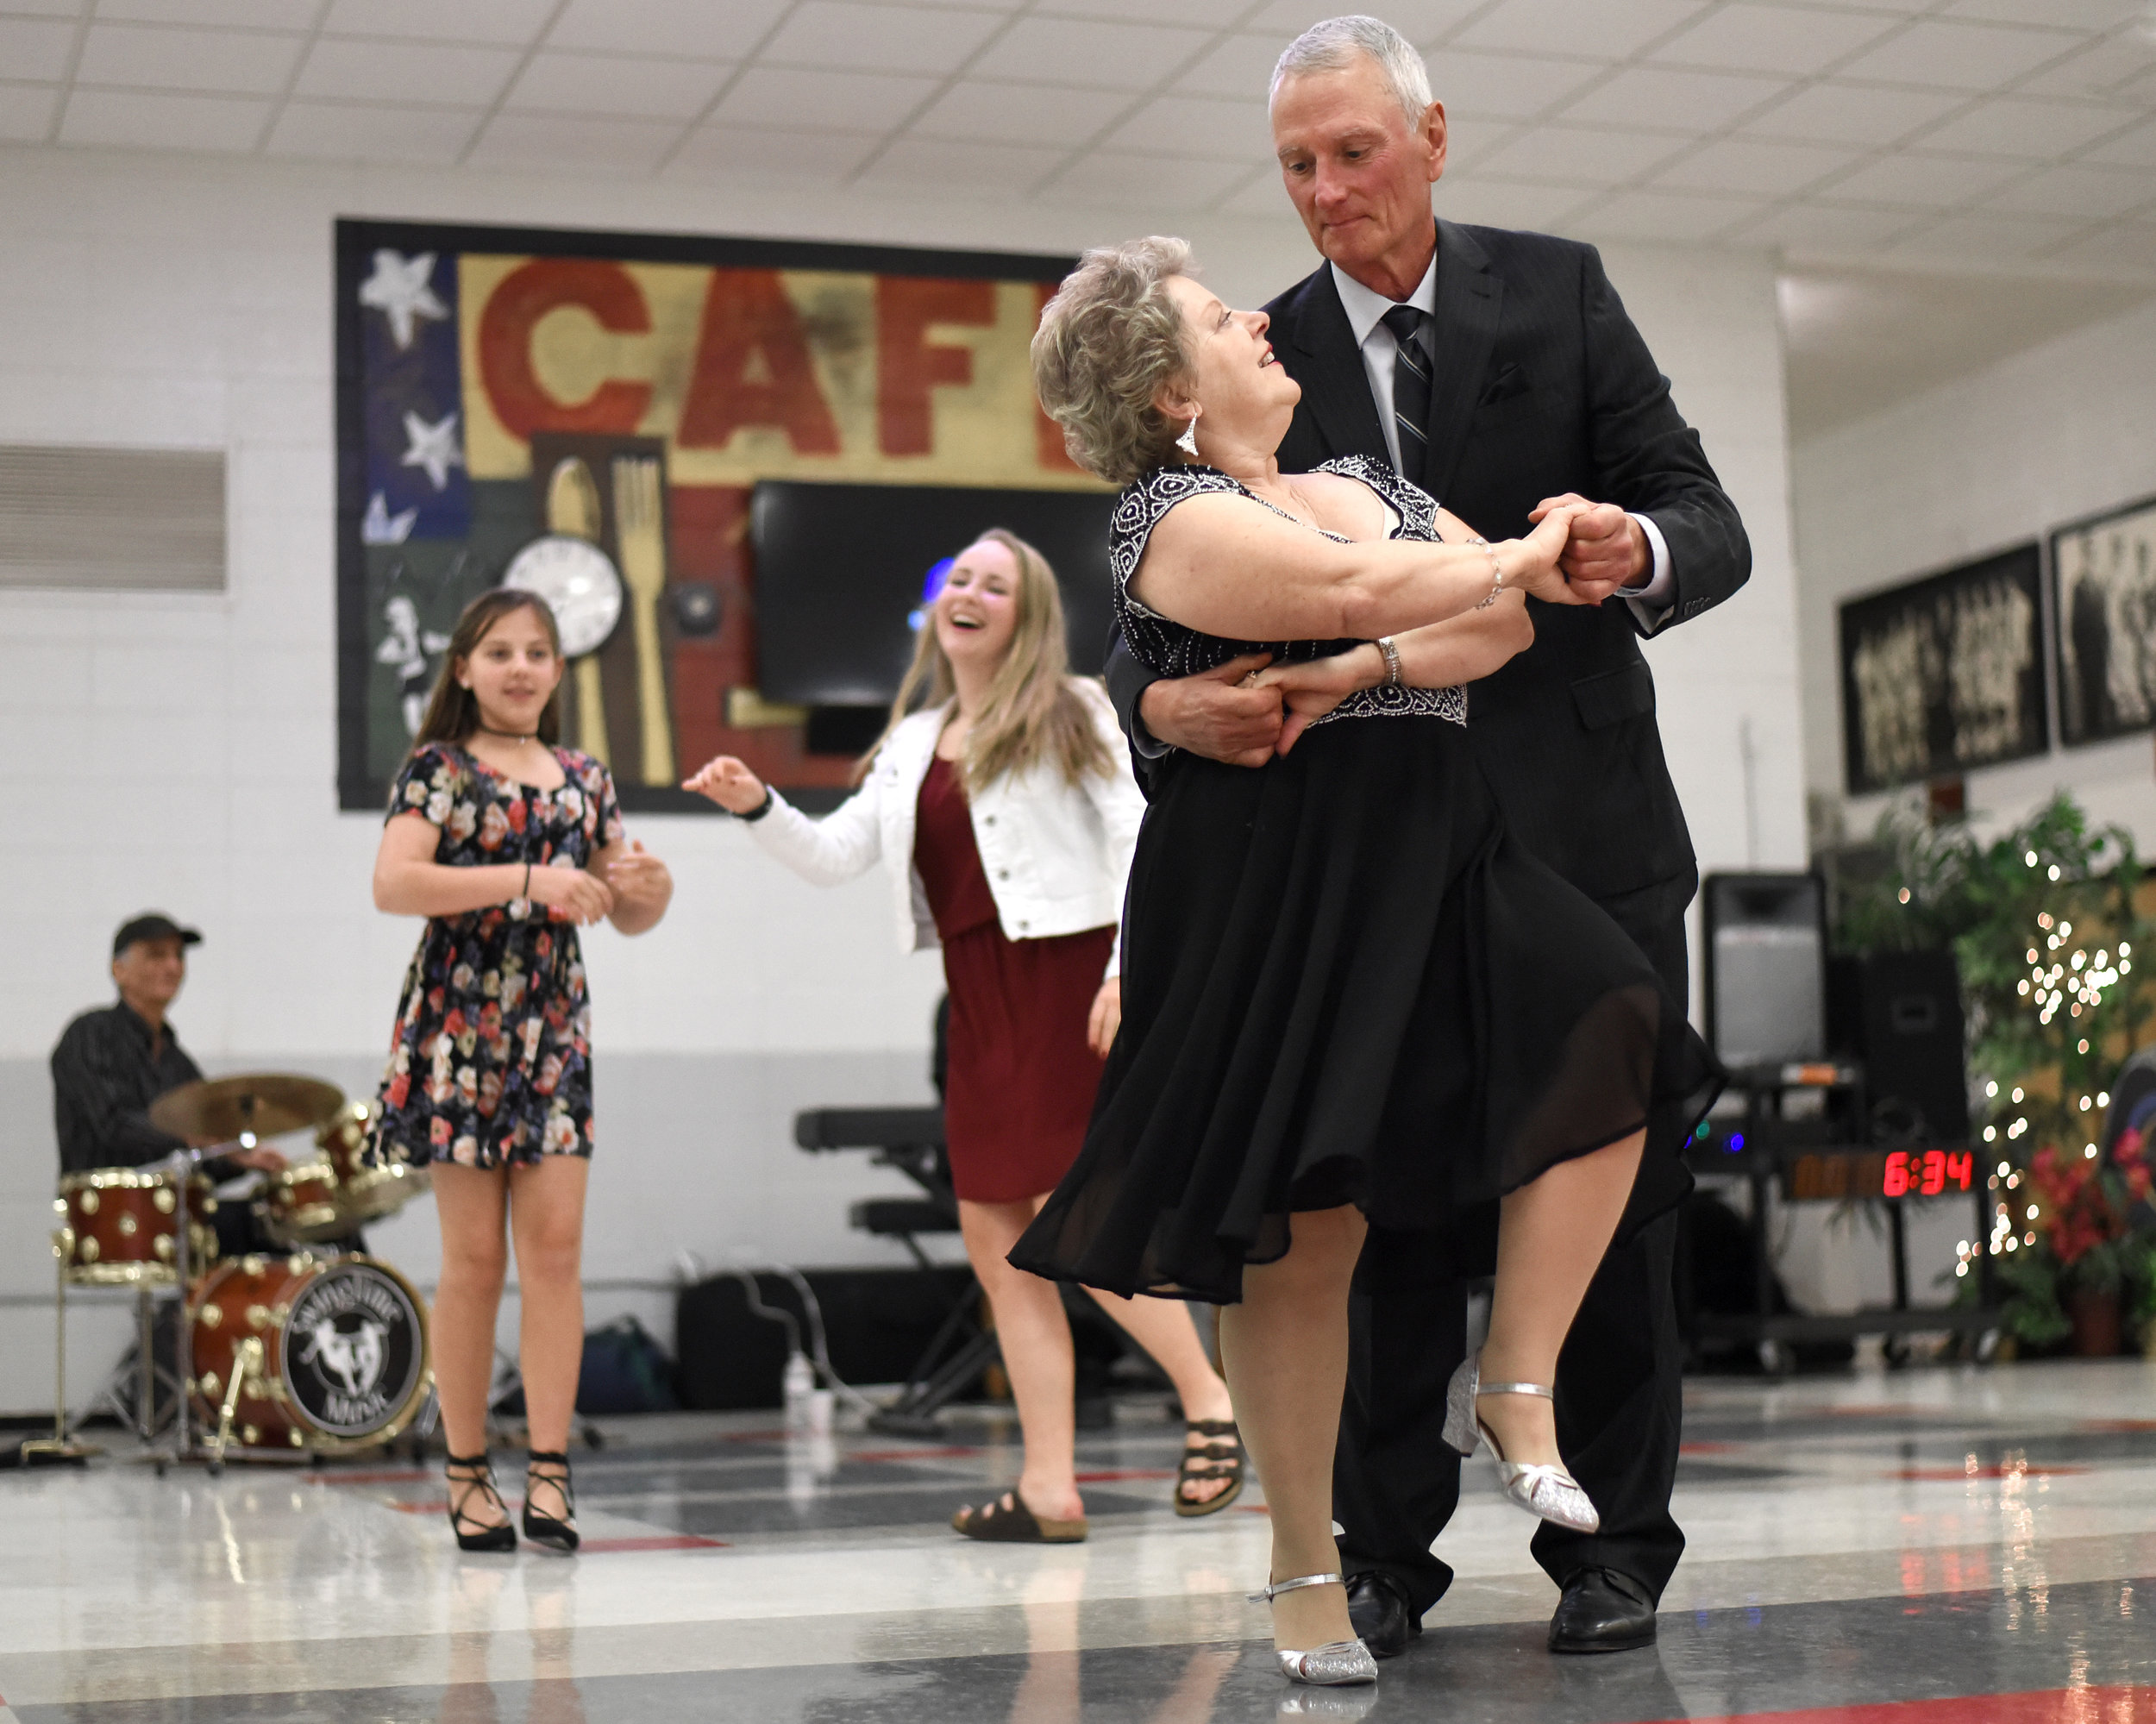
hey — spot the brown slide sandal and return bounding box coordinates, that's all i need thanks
[1174,1418,1246,1518]
[952,1489,1088,1544]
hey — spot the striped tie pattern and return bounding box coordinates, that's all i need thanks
[1381,304,1431,477]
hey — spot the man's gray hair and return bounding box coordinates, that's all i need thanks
[1270,15,1432,128]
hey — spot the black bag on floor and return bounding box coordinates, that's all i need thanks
[498,1316,679,1416]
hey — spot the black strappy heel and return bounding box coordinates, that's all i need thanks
[523,1450,580,1552]
[445,1451,517,1552]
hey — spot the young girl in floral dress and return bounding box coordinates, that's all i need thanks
[370,588,673,1552]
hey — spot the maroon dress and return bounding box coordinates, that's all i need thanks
[913,755,1117,1204]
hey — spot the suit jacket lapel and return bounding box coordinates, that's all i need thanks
[1420,219,1503,503]
[1279,266,1388,467]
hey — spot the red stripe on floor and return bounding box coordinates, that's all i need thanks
[1074,1468,1175,1483]
[1658,1685,2156,1723]
[849,1446,981,1463]
[575,1535,728,1552]
[2080,1419,2156,1432]
[303,1469,429,1485]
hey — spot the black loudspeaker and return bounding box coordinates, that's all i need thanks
[1827,950,1970,1148]
[1703,873,1827,1066]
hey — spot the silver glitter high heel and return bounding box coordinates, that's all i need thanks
[1249,1572,1380,1687]
[1442,1351,1600,1533]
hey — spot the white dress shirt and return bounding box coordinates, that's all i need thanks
[1328,259,1676,630]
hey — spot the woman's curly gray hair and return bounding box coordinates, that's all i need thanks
[1031,236,1195,486]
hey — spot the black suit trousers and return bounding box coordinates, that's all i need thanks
[1334,869,1695,1617]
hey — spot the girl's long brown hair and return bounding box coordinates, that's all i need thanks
[862,529,1114,794]
[411,587,565,752]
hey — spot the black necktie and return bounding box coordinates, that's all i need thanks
[1380,304,1430,477]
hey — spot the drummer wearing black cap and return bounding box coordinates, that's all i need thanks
[51,914,288,1238]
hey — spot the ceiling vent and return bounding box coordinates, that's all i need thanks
[0,444,226,592]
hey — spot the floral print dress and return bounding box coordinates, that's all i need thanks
[369,743,623,1170]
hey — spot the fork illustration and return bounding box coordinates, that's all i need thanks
[611,455,674,787]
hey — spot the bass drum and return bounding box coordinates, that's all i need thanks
[317,1100,431,1226]
[188,1255,430,1454]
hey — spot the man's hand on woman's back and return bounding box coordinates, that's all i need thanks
[1137,652,1282,768]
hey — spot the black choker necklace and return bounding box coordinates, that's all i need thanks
[476,724,536,746]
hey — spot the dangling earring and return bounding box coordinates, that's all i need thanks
[1176,413,1200,459]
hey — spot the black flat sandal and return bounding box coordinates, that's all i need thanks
[445,1452,517,1552]
[1174,1419,1246,1518]
[523,1450,580,1552]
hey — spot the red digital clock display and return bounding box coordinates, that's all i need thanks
[1783,1150,1977,1201]
[1883,1150,1975,1197]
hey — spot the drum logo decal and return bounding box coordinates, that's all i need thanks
[285,1265,423,1436]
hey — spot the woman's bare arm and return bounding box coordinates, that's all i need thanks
[1131,492,1583,642]
[373,813,615,924]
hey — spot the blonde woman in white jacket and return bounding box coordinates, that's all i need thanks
[686,529,1240,1542]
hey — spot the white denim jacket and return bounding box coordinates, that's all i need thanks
[747,681,1144,979]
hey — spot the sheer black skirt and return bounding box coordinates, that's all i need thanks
[1008,717,1720,1304]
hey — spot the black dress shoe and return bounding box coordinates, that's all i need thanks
[1344,1570,1421,1659]
[1549,1567,1656,1654]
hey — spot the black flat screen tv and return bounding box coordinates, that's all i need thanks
[751,480,1117,707]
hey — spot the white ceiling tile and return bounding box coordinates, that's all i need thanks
[1427,50,1611,122]
[0,0,81,14]
[1561,66,1789,133]
[1215,163,1298,216]
[75,23,303,96]
[666,122,884,183]
[1097,93,1268,161]
[1565,187,1760,241]
[712,67,937,132]
[0,17,78,82]
[1652,137,1861,197]
[96,0,317,24]
[318,0,558,45]
[1728,201,1921,251]
[1940,0,2143,27]
[1820,149,2029,207]
[1441,119,1523,172]
[2015,34,2156,102]
[911,78,1125,147]
[1455,0,1715,61]
[1906,94,2144,160]
[548,0,790,60]
[505,51,733,119]
[1242,0,1483,36]
[1741,80,1967,146]
[295,39,521,106]
[1173,32,1289,100]
[2046,221,2156,269]
[265,98,480,162]
[1834,18,2084,91]
[465,111,681,173]
[1471,122,1691,186]
[58,86,268,150]
[0,82,60,141]
[1432,174,1600,229]
[2084,116,2156,166]
[1044,148,1250,209]
[971,18,1215,90]
[1651,3,1902,77]
[1888,209,2089,259]
[1985,160,2156,217]
[857,135,1069,191]
[1049,0,1252,24]
[756,3,1006,77]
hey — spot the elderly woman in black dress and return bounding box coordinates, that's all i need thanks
[1015,238,1714,1690]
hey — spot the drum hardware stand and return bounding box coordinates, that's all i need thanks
[18,1226,100,1467]
[206,1337,263,1476]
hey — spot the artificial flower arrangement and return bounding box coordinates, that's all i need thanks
[1981,1126,2156,1351]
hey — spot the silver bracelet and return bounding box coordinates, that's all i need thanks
[1469,535,1503,609]
[1375,636,1403,687]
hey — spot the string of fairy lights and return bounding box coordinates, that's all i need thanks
[1950,848,2131,1282]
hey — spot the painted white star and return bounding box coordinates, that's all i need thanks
[361,491,418,545]
[400,410,465,492]
[359,249,448,350]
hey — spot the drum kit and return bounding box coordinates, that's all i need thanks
[31,1073,435,1474]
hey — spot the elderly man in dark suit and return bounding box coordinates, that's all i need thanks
[1104,14,1750,1660]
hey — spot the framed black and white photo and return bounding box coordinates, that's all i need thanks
[2053,494,2156,748]
[1838,543,2046,795]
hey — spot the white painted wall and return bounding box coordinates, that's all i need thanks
[0,142,1799,1412]
[1793,295,2156,847]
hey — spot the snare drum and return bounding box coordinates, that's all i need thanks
[188,1254,430,1454]
[317,1099,430,1226]
[56,1168,216,1286]
[260,1162,346,1247]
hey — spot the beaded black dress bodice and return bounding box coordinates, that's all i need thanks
[1109,455,1468,730]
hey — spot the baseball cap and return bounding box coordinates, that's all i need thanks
[112,913,203,956]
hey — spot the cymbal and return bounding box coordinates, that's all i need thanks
[149,1073,345,1142]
